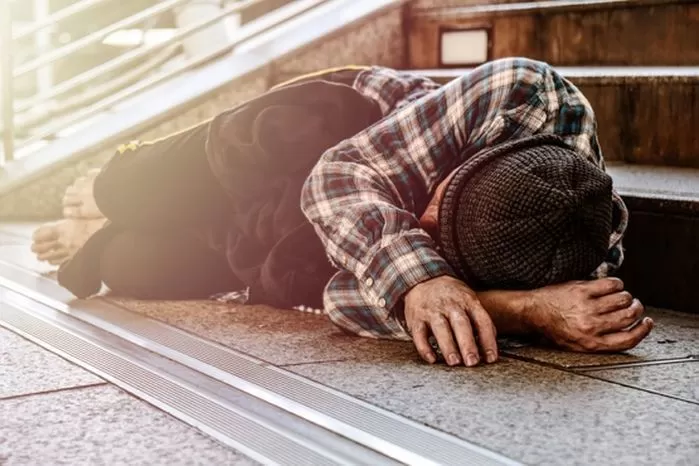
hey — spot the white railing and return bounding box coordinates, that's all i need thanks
[0,0,324,165]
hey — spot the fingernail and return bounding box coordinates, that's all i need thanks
[447,353,462,366]
[466,354,479,367]
[424,353,436,364]
[485,350,497,364]
[644,317,654,328]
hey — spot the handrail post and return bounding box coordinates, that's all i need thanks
[1,0,15,164]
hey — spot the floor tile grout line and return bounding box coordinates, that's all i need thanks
[574,372,699,406]
[0,381,109,402]
[277,358,358,368]
[572,356,698,372]
[500,352,576,371]
[502,352,699,406]
[502,351,699,372]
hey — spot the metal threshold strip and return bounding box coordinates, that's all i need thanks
[1,292,391,465]
[0,260,519,466]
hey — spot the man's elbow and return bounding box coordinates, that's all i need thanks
[299,171,318,221]
[300,161,333,223]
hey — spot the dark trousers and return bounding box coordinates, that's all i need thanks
[93,121,244,299]
[90,66,369,300]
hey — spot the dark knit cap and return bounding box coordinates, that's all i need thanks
[438,134,613,290]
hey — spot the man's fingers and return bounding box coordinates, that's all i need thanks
[596,317,654,352]
[430,315,462,366]
[600,299,645,334]
[586,277,625,297]
[464,300,498,363]
[48,255,70,266]
[411,321,437,364]
[597,291,634,313]
[447,310,479,366]
[37,247,70,262]
[32,226,59,242]
[31,239,59,254]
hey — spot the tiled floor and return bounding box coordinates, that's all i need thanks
[1,328,103,399]
[109,296,699,465]
[0,329,259,466]
[2,223,699,465]
[586,362,699,403]
[289,359,699,466]
[1,385,258,466]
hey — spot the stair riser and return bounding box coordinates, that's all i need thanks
[428,74,699,168]
[409,2,699,67]
[412,0,530,7]
[579,79,698,167]
[618,201,699,315]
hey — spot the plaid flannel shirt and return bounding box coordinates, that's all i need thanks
[301,58,628,341]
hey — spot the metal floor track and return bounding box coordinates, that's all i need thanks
[0,260,520,466]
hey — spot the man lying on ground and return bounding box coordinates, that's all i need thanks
[32,58,653,367]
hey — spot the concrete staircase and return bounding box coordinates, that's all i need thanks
[401,0,699,314]
[3,0,696,314]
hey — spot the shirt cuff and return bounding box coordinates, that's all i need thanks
[359,231,455,314]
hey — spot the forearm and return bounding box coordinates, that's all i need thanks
[476,289,537,337]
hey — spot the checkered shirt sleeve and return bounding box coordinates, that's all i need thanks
[301,58,627,340]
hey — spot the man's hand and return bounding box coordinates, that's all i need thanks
[528,278,653,352]
[404,275,498,366]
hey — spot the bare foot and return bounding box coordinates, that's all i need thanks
[527,278,654,353]
[62,169,104,219]
[31,218,108,265]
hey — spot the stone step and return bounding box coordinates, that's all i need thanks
[417,66,699,168]
[408,0,699,67]
[606,164,699,315]
[412,0,531,7]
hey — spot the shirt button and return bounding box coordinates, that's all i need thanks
[378,298,386,308]
[365,277,374,287]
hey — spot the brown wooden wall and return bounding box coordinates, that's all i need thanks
[408,2,699,67]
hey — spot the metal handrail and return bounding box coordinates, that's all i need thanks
[14,0,194,78]
[18,0,326,149]
[14,0,263,114]
[1,0,328,165]
[1,0,14,163]
[10,46,180,135]
[12,0,112,42]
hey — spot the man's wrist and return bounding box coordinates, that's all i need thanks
[363,234,454,313]
[517,289,546,335]
[475,289,542,337]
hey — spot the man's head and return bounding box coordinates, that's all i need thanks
[430,134,614,290]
